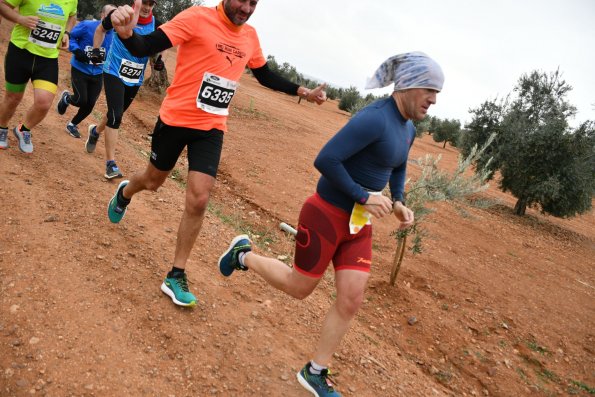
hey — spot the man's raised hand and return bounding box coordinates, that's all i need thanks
[111,0,140,39]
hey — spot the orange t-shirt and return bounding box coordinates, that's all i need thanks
[159,4,266,132]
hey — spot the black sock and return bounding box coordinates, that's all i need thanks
[117,185,131,207]
[168,267,185,278]
[0,126,7,130]
[20,124,30,132]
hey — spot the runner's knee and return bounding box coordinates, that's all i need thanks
[185,190,209,216]
[34,96,54,112]
[289,285,316,300]
[336,290,365,318]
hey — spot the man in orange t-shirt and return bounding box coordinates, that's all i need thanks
[105,0,326,308]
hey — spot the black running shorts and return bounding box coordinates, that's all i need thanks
[150,117,224,177]
[4,42,58,93]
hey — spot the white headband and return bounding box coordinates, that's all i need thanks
[365,52,444,92]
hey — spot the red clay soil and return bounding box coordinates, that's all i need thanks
[1,22,594,396]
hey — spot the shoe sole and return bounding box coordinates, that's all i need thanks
[107,180,129,223]
[86,125,97,153]
[297,372,321,396]
[57,90,69,115]
[104,173,123,180]
[160,282,196,307]
[12,127,32,154]
[218,234,250,277]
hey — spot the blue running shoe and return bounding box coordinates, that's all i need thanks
[107,180,129,223]
[218,234,251,277]
[297,363,341,397]
[161,274,197,307]
[66,122,81,138]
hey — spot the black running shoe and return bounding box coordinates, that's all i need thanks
[86,125,99,153]
[57,90,70,115]
[105,161,123,179]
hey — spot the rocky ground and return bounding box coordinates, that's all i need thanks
[1,22,594,397]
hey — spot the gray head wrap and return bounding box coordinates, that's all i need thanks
[365,52,444,92]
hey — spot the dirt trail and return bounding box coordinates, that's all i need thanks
[1,21,594,397]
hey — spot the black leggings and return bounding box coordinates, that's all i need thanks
[103,72,140,129]
[70,67,103,125]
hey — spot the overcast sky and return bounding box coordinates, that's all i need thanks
[203,0,595,126]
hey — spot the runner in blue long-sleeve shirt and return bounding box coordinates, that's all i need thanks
[57,4,116,138]
[218,52,445,397]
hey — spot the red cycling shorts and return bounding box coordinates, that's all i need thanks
[293,193,372,278]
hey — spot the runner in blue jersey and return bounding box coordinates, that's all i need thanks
[57,4,116,138]
[86,0,163,179]
[218,52,444,397]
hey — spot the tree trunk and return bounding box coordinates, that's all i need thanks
[514,197,527,216]
[442,141,447,149]
[145,54,169,94]
[390,235,407,286]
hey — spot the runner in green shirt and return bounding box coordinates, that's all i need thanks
[0,0,77,153]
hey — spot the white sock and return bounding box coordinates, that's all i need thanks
[238,251,248,267]
[309,360,327,375]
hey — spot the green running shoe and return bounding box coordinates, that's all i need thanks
[107,180,129,223]
[161,273,197,307]
[297,363,341,397]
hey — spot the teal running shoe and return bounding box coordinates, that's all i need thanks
[107,180,129,223]
[218,234,251,276]
[161,274,196,307]
[297,363,341,397]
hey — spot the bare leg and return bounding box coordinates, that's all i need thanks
[244,252,320,299]
[96,113,107,133]
[312,269,369,366]
[122,162,169,199]
[172,170,215,269]
[23,88,54,129]
[0,91,24,126]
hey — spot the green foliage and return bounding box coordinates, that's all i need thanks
[77,0,202,22]
[266,55,387,110]
[154,0,202,22]
[413,118,431,137]
[76,0,105,18]
[432,118,462,148]
[394,135,495,253]
[460,98,508,177]
[338,86,361,112]
[464,69,594,217]
[266,55,319,90]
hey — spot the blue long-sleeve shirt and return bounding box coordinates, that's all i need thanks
[314,96,416,213]
[69,19,113,75]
